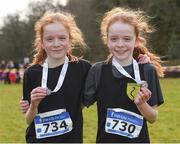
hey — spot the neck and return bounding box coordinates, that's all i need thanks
[46,56,66,68]
[114,56,133,66]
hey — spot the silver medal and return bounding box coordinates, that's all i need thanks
[42,56,69,96]
[47,89,52,95]
[140,81,148,88]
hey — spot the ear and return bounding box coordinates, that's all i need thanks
[42,43,46,50]
[106,42,111,53]
[107,43,109,49]
[106,39,110,49]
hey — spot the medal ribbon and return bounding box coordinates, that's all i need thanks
[41,56,69,94]
[112,57,143,84]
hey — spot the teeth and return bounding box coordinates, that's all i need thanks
[116,51,125,54]
[52,49,63,51]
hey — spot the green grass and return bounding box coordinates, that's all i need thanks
[0,78,180,142]
[148,78,180,143]
[0,84,26,143]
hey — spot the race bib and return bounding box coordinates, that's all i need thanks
[105,108,143,138]
[127,83,141,101]
[34,109,73,139]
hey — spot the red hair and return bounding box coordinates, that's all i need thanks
[32,11,86,65]
[101,7,164,77]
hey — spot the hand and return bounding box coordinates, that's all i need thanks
[70,55,78,62]
[19,99,30,113]
[30,87,48,108]
[138,54,150,64]
[134,87,151,105]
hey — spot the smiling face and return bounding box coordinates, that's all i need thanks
[107,21,138,66]
[42,22,71,63]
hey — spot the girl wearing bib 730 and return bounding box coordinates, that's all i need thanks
[84,7,164,143]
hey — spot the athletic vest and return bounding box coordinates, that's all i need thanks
[96,63,150,143]
[25,60,90,143]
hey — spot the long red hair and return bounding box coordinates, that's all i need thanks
[101,7,164,77]
[32,11,86,65]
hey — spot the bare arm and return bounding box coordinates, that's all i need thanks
[136,103,158,123]
[25,87,47,125]
[25,103,38,125]
[134,87,158,123]
[19,99,30,114]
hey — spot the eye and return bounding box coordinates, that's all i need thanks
[110,37,118,42]
[58,35,68,41]
[59,37,66,40]
[124,37,131,41]
[45,37,54,42]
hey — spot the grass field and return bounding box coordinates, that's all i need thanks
[0,78,180,143]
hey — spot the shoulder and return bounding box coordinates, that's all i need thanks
[140,63,160,83]
[87,61,105,78]
[91,61,104,71]
[69,59,91,73]
[78,59,91,67]
[77,59,92,70]
[24,64,42,75]
[141,63,156,73]
[85,62,105,90]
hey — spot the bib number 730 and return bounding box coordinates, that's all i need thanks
[105,108,143,138]
[112,119,136,133]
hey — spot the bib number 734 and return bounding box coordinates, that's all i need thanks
[43,120,68,133]
[34,109,73,139]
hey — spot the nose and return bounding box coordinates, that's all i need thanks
[117,39,124,47]
[53,39,61,47]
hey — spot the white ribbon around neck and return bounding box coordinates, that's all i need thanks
[41,56,69,95]
[112,57,143,84]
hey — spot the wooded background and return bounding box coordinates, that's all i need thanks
[0,0,179,65]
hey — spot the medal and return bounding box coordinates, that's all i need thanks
[112,58,148,86]
[139,81,148,88]
[41,56,69,95]
[47,89,52,96]
[112,58,149,101]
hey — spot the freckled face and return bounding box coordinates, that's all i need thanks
[107,21,138,65]
[42,22,71,61]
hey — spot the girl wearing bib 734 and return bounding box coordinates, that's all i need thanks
[23,11,91,143]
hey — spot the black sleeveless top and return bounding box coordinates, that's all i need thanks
[95,63,150,143]
[23,59,91,143]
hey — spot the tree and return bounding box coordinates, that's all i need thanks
[0,14,31,60]
[0,0,180,63]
